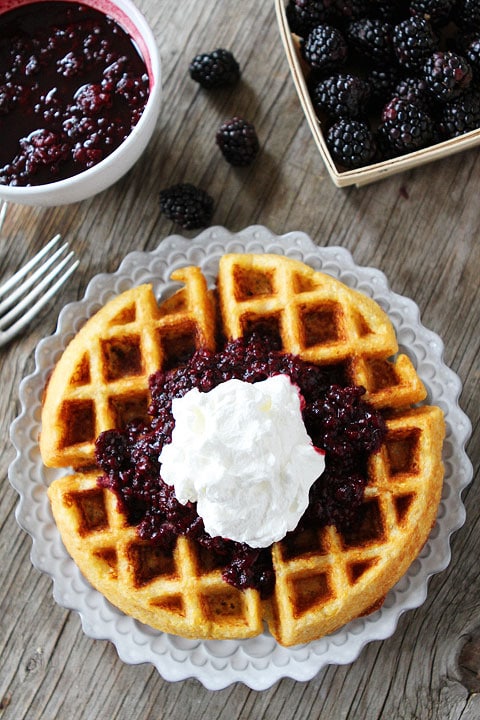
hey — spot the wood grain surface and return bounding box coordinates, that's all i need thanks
[0,1,479,718]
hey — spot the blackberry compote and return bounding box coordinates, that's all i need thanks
[0,2,150,186]
[96,333,387,599]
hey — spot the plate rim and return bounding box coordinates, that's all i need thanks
[8,225,473,690]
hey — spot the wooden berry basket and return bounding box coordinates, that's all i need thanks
[274,0,480,187]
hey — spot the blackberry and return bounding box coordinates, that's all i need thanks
[301,24,348,71]
[423,50,472,102]
[454,0,480,30]
[392,16,438,71]
[377,98,435,155]
[326,118,377,168]
[159,183,214,229]
[216,116,259,166]
[188,48,240,89]
[311,72,371,119]
[409,0,455,26]
[394,75,431,111]
[463,35,480,75]
[346,18,393,64]
[367,66,399,105]
[331,0,369,24]
[438,89,480,137]
[286,0,335,36]
[371,1,407,24]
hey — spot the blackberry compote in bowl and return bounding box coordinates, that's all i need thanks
[0,0,161,205]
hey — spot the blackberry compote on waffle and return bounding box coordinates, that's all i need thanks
[41,254,445,646]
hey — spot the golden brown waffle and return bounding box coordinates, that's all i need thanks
[41,267,216,469]
[42,253,445,645]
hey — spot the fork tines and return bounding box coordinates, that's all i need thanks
[0,233,79,344]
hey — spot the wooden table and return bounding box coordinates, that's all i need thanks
[1,1,479,717]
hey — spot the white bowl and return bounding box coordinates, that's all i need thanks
[0,0,162,206]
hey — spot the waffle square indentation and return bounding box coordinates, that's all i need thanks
[347,558,378,585]
[339,499,385,548]
[300,303,343,347]
[386,429,421,476]
[233,266,274,300]
[194,545,229,576]
[151,595,185,617]
[109,393,149,428]
[128,543,177,587]
[241,313,282,344]
[102,336,143,381]
[67,488,108,535]
[158,323,198,369]
[290,572,331,616]
[94,547,118,577]
[365,358,399,392]
[60,399,95,447]
[201,588,248,624]
[70,354,91,386]
[279,527,326,561]
[393,493,416,524]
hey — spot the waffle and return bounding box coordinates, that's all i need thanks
[42,253,445,646]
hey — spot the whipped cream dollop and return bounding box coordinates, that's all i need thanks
[158,374,325,548]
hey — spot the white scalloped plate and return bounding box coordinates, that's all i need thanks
[9,226,473,690]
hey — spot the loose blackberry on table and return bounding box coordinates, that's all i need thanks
[188,48,240,88]
[159,183,214,229]
[216,116,259,166]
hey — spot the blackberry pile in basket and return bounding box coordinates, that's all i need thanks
[286,0,480,170]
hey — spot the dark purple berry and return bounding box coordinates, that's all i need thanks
[423,50,472,102]
[394,76,431,111]
[409,0,455,26]
[346,17,393,64]
[438,89,480,137]
[286,0,336,36]
[311,72,371,119]
[454,0,480,30]
[377,98,435,155]
[188,48,240,89]
[367,66,400,105]
[301,24,348,71]
[326,118,377,168]
[216,116,259,166]
[159,183,214,229]
[461,35,480,75]
[392,16,438,71]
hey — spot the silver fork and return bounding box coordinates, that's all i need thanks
[0,203,79,346]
